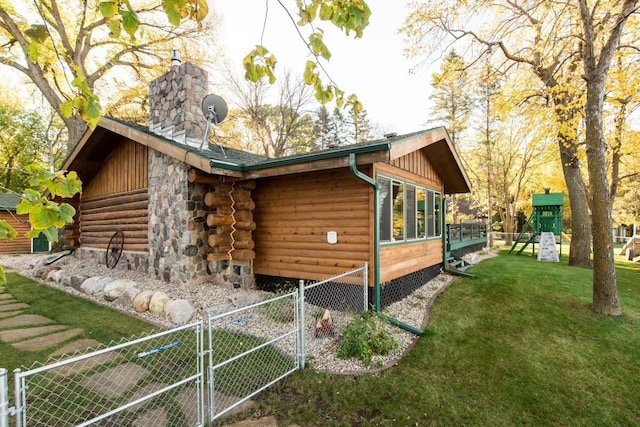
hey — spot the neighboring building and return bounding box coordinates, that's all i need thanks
[61,59,471,308]
[0,193,50,254]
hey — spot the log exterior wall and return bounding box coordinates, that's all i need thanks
[376,149,445,284]
[253,168,372,282]
[79,139,149,253]
[0,211,31,254]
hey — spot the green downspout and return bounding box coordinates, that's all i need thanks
[349,154,423,336]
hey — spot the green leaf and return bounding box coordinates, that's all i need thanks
[24,24,47,43]
[0,267,5,285]
[0,219,17,241]
[99,1,118,18]
[41,227,59,243]
[29,203,60,229]
[60,100,74,118]
[119,9,140,36]
[108,19,122,38]
[26,42,41,63]
[309,33,331,60]
[162,0,183,26]
[58,203,76,222]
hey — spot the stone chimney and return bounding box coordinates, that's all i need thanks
[148,51,208,147]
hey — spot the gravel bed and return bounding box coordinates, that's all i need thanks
[0,248,497,374]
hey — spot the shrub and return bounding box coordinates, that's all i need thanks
[337,312,398,367]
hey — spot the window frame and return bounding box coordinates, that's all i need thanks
[377,173,442,245]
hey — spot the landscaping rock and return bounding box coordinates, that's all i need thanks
[40,266,60,280]
[115,286,141,308]
[47,269,64,283]
[207,303,234,317]
[164,299,194,324]
[62,277,71,287]
[133,290,155,313]
[148,291,169,315]
[229,291,262,308]
[81,277,112,296]
[33,266,47,279]
[103,279,138,302]
[70,275,89,290]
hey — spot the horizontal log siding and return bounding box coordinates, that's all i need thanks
[82,139,148,199]
[0,212,31,254]
[80,188,148,252]
[380,240,443,283]
[376,151,445,283]
[253,168,372,281]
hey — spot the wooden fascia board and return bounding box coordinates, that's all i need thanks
[62,126,98,171]
[244,151,389,179]
[388,128,449,160]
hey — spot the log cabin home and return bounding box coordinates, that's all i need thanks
[0,193,50,254]
[61,58,473,309]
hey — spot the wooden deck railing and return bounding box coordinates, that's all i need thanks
[445,223,488,253]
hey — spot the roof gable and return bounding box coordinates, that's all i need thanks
[65,119,471,194]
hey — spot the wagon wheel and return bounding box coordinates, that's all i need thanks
[106,231,124,268]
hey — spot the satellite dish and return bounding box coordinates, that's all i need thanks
[201,94,228,125]
[199,94,228,153]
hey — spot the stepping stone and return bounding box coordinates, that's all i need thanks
[0,314,53,329]
[132,407,167,427]
[51,349,122,377]
[124,382,166,413]
[0,311,21,320]
[0,293,13,300]
[50,338,102,357]
[13,328,84,352]
[80,363,149,400]
[224,416,279,427]
[0,303,29,312]
[0,325,67,343]
[0,286,5,293]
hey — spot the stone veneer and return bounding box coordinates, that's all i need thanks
[146,148,254,288]
[148,61,208,145]
[148,148,210,285]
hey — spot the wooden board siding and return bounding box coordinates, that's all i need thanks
[253,168,372,281]
[82,139,148,199]
[80,188,148,252]
[0,211,31,254]
[376,152,446,282]
[380,240,442,283]
[386,149,442,188]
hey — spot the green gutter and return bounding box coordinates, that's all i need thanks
[349,154,422,337]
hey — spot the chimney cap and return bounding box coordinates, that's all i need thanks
[171,49,182,66]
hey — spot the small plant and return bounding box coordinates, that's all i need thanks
[337,312,398,367]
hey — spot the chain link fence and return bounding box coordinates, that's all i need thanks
[0,265,370,426]
[9,322,204,427]
[206,291,300,421]
[299,265,368,365]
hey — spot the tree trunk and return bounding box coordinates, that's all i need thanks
[558,140,592,268]
[584,76,621,315]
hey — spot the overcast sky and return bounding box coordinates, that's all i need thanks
[213,1,438,135]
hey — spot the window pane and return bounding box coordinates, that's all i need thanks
[427,190,435,237]
[417,188,426,238]
[406,185,416,239]
[378,177,391,242]
[434,193,442,237]
[392,181,404,241]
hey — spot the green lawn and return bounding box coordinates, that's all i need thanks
[1,271,158,372]
[243,251,640,426]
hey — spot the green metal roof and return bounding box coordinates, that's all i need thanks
[532,193,563,207]
[0,193,20,210]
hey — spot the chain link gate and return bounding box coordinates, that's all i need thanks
[4,322,205,427]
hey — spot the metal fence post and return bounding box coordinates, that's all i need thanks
[363,263,369,311]
[298,279,306,369]
[0,368,8,427]
[14,369,22,427]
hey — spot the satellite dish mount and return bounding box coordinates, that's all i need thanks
[199,94,228,153]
